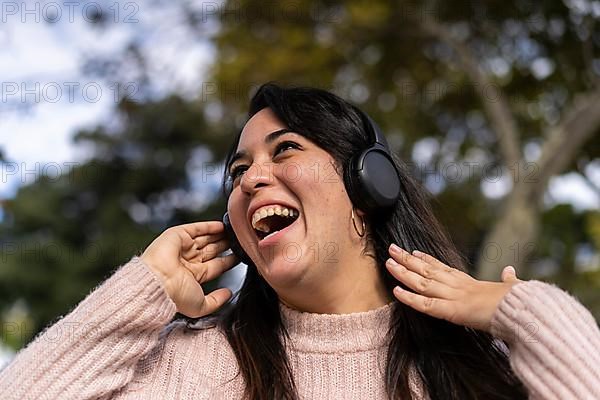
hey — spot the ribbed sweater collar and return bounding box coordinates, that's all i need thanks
[278,301,395,353]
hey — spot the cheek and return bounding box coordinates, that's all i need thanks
[283,154,343,193]
[293,163,348,210]
[227,193,248,234]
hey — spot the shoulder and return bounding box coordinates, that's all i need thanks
[138,316,238,371]
[115,317,246,398]
[131,316,243,390]
[158,316,234,353]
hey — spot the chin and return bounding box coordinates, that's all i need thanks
[258,256,308,288]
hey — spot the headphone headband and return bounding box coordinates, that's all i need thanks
[360,112,391,151]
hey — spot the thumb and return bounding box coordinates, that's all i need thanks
[501,265,519,283]
[197,287,233,317]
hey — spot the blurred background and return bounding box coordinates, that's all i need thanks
[1,0,599,366]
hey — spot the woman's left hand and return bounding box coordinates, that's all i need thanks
[385,244,523,333]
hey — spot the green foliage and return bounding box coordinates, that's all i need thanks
[207,0,600,316]
[1,0,599,351]
[534,205,600,315]
[0,96,227,349]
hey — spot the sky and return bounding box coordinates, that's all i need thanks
[0,0,220,367]
[0,0,599,367]
[0,0,217,203]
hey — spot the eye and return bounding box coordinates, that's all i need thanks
[229,165,248,181]
[275,141,300,155]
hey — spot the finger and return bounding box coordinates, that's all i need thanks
[201,253,240,282]
[501,265,520,282]
[392,285,452,321]
[181,221,225,239]
[412,250,455,272]
[182,252,238,283]
[386,258,452,298]
[411,249,465,285]
[389,245,455,283]
[193,230,227,249]
[198,239,231,262]
[183,237,228,261]
[197,287,232,317]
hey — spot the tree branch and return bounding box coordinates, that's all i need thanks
[420,17,523,174]
[531,86,600,199]
[578,170,600,201]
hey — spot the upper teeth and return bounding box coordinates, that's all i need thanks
[252,205,298,232]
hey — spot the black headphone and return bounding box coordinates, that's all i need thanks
[222,110,401,265]
[343,110,402,211]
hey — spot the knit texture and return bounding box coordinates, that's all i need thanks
[490,280,600,399]
[0,256,598,399]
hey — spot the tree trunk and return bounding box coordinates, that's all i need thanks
[420,16,600,281]
[475,187,539,281]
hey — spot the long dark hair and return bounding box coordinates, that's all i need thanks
[194,83,528,399]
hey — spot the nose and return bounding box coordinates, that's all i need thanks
[240,161,274,194]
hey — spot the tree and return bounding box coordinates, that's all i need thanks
[419,5,600,279]
[0,96,230,349]
[2,0,599,352]
[206,0,600,281]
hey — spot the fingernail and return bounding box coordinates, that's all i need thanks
[390,243,402,253]
[386,258,406,272]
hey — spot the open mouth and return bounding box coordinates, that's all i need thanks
[251,205,300,241]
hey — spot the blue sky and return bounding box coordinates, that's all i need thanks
[0,0,216,202]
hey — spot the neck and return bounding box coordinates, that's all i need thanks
[276,255,394,314]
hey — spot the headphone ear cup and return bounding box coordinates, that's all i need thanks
[344,152,367,212]
[222,212,253,265]
[344,148,401,212]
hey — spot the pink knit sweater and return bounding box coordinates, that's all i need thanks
[1,256,599,399]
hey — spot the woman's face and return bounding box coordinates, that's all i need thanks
[227,108,361,290]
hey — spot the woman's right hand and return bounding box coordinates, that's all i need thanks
[140,221,239,318]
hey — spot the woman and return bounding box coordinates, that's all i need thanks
[1,83,599,400]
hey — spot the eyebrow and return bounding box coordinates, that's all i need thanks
[227,128,293,172]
